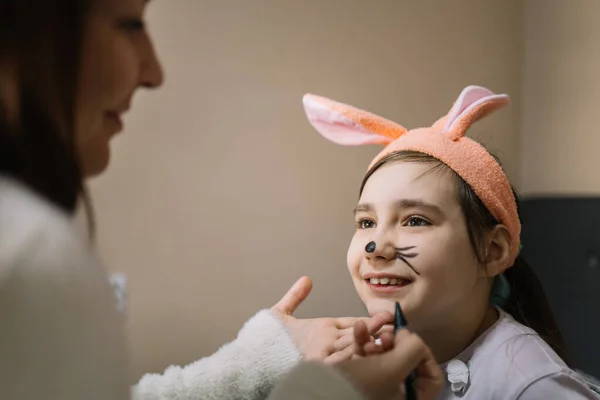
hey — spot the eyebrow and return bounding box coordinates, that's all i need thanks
[353,203,373,215]
[394,198,443,215]
[354,198,443,216]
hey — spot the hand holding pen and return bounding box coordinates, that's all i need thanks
[346,305,443,400]
[394,302,417,400]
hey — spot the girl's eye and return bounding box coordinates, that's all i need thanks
[358,219,376,229]
[405,216,430,227]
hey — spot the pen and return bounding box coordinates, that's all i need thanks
[395,302,417,400]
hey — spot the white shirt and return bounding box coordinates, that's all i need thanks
[437,307,597,399]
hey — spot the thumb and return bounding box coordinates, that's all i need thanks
[272,276,312,315]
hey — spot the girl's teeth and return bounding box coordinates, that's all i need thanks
[369,277,405,285]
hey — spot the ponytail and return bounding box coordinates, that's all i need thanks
[502,255,573,367]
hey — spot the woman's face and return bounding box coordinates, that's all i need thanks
[76,0,164,177]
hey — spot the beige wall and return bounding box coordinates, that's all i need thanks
[521,0,600,195]
[89,0,523,378]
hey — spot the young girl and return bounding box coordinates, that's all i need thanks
[302,85,598,399]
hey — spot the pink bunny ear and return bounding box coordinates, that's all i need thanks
[441,85,510,141]
[302,94,407,146]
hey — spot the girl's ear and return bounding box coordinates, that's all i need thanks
[481,224,512,277]
[434,85,510,141]
[302,94,408,146]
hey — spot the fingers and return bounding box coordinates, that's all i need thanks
[374,324,394,337]
[414,343,444,399]
[377,331,395,352]
[316,327,371,364]
[354,319,396,358]
[324,344,354,364]
[334,329,442,400]
[414,345,442,380]
[334,311,392,330]
[334,317,370,329]
[379,330,437,381]
[353,320,370,357]
[271,276,312,315]
[339,315,396,359]
[365,311,393,335]
[333,332,355,353]
[359,331,395,356]
[332,316,389,362]
[361,341,386,356]
[334,331,439,400]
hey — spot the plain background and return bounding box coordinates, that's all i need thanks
[85,0,597,379]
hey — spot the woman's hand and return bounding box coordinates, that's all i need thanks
[271,276,393,364]
[337,323,444,400]
[353,319,395,358]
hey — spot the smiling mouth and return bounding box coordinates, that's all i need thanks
[365,277,412,294]
[366,277,410,286]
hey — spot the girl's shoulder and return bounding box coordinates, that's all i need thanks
[485,309,569,370]
[456,309,596,399]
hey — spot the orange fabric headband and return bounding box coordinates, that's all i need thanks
[302,85,521,266]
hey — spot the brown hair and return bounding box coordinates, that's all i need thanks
[360,150,573,367]
[0,0,90,214]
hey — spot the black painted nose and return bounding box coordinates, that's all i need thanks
[365,241,376,253]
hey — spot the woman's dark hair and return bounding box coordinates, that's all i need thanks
[0,0,91,213]
[360,150,573,367]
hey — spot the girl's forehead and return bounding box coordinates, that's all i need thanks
[360,161,458,206]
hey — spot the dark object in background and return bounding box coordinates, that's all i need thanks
[520,197,600,377]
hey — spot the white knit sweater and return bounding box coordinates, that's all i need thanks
[133,310,303,400]
[0,176,131,400]
[0,176,304,400]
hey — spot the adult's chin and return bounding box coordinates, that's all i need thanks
[80,142,111,179]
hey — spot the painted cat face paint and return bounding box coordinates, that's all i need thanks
[348,161,482,331]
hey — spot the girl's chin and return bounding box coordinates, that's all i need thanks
[366,299,398,316]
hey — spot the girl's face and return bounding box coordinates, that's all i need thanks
[348,161,490,331]
[76,0,164,177]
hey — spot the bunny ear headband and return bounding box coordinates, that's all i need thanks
[302,85,521,267]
